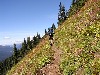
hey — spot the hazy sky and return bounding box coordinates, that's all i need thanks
[0,0,72,45]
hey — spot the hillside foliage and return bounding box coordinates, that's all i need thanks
[5,0,100,75]
[55,0,100,74]
[0,33,41,75]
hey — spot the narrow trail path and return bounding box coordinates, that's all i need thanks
[37,44,63,75]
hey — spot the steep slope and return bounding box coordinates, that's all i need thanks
[7,0,100,75]
[36,44,63,75]
[7,37,54,75]
[54,0,100,74]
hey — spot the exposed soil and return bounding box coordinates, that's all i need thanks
[36,44,63,75]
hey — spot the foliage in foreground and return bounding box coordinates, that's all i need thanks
[54,0,100,74]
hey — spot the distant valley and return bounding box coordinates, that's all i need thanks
[0,45,13,61]
[0,44,22,61]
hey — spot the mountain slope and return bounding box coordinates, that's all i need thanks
[7,37,54,75]
[54,0,100,74]
[36,43,63,75]
[7,0,100,75]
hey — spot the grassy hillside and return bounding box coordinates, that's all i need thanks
[7,37,54,75]
[54,0,100,74]
[7,0,100,75]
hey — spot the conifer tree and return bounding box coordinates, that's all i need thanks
[24,38,27,49]
[32,34,40,49]
[0,62,3,75]
[8,56,13,69]
[37,32,41,39]
[31,39,34,48]
[27,37,32,50]
[13,44,18,65]
[22,38,27,53]
[21,43,26,55]
[45,29,47,35]
[52,23,56,30]
[38,34,41,39]
[33,36,38,47]
[6,58,9,70]
[36,33,40,45]
[61,5,66,20]
[72,0,76,5]
[58,2,66,25]
[3,60,6,74]
[58,2,62,25]
[68,0,87,17]
[9,55,13,68]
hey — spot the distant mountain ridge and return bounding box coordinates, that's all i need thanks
[0,45,13,61]
[0,44,22,61]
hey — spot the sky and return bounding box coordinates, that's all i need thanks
[0,0,72,45]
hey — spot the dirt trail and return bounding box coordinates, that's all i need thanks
[36,44,63,75]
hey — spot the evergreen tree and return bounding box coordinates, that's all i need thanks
[17,49,23,60]
[31,39,34,48]
[58,2,66,25]
[3,60,6,74]
[20,48,24,57]
[31,34,41,50]
[8,55,13,69]
[68,0,88,17]
[58,2,62,25]
[27,37,32,50]
[36,33,40,45]
[72,0,76,5]
[21,43,26,55]
[6,58,9,70]
[37,32,41,39]
[24,38,27,49]
[38,34,41,39]
[22,38,27,53]
[4,58,9,72]
[8,56,13,69]
[48,27,50,32]
[13,44,18,65]
[66,10,69,18]
[0,62,3,75]
[61,5,66,20]
[45,29,48,35]
[52,23,56,30]
[33,36,38,47]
